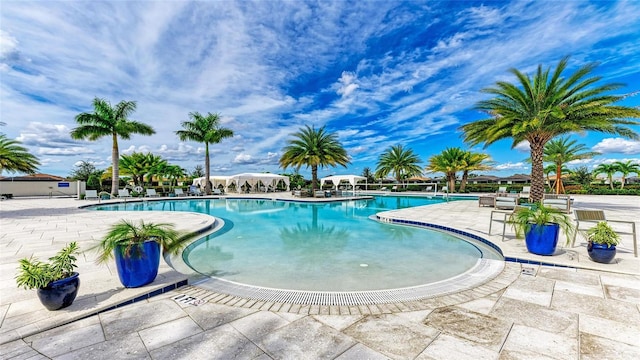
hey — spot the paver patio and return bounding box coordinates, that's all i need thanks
[1,194,638,359]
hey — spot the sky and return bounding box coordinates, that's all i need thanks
[1,0,639,180]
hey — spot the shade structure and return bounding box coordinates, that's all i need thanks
[320,175,367,190]
[192,176,232,190]
[227,173,290,193]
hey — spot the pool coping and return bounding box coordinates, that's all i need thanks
[165,204,509,307]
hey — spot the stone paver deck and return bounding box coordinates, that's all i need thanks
[1,193,639,359]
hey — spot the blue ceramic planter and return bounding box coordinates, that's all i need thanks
[37,272,80,311]
[588,242,616,263]
[114,241,161,288]
[525,223,560,256]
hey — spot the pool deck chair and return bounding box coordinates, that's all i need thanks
[85,190,99,200]
[174,188,186,197]
[498,186,508,194]
[519,186,531,201]
[145,188,160,197]
[118,189,132,198]
[494,194,519,210]
[573,209,637,257]
[542,194,571,213]
[489,206,526,241]
[188,186,203,196]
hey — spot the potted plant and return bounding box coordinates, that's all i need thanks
[15,242,81,310]
[586,221,620,263]
[95,219,183,288]
[509,203,574,256]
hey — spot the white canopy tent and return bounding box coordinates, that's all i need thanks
[320,175,367,190]
[192,176,232,190]
[192,173,290,193]
[227,173,290,193]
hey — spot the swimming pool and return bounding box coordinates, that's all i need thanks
[94,195,502,293]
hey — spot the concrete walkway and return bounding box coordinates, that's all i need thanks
[1,194,639,359]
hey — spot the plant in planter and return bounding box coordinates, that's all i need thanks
[16,242,81,310]
[95,220,183,288]
[586,221,620,263]
[509,203,574,256]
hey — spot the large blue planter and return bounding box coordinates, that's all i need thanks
[525,223,560,256]
[114,241,161,288]
[588,242,616,263]
[37,272,80,311]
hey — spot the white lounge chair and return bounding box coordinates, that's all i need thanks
[542,194,571,213]
[213,188,224,195]
[174,188,186,197]
[85,190,99,200]
[520,186,531,201]
[118,189,132,198]
[188,186,203,196]
[145,188,160,197]
[498,186,508,193]
[494,194,519,210]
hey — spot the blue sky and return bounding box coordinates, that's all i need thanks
[1,0,639,179]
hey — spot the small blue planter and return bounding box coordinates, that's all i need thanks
[588,242,616,263]
[37,272,80,311]
[525,223,560,256]
[114,241,161,288]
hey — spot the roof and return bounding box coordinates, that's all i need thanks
[0,173,68,182]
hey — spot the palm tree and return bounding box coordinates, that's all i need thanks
[459,151,493,192]
[460,57,640,202]
[569,165,594,188]
[425,147,466,192]
[543,137,600,194]
[593,163,619,190]
[613,160,640,189]
[0,135,40,174]
[374,145,422,188]
[119,152,148,186]
[544,163,572,192]
[361,167,375,184]
[71,98,155,196]
[279,125,350,191]
[175,112,233,194]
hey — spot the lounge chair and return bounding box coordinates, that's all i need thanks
[314,190,326,198]
[174,188,186,197]
[494,194,519,210]
[542,194,571,213]
[497,186,508,194]
[213,188,224,195]
[188,186,203,196]
[572,209,637,257]
[118,189,132,198]
[85,190,99,200]
[519,186,531,201]
[145,188,160,197]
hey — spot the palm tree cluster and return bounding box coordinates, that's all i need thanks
[593,160,640,190]
[374,145,423,187]
[461,56,640,202]
[425,147,493,192]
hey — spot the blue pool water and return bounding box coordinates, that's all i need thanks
[94,195,488,291]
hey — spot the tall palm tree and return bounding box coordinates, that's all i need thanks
[425,147,466,192]
[459,151,493,192]
[613,160,640,189]
[374,145,422,188]
[593,163,619,190]
[279,125,350,191]
[544,163,572,192]
[543,137,600,194]
[175,112,233,194]
[0,135,40,174]
[460,57,640,202]
[71,98,155,196]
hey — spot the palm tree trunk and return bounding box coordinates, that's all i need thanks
[204,142,211,195]
[311,165,318,191]
[460,171,469,192]
[620,175,626,189]
[555,163,562,194]
[448,172,456,192]
[608,174,614,190]
[530,142,545,203]
[111,134,119,196]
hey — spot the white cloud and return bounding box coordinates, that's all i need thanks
[592,138,640,155]
[514,141,530,152]
[234,153,254,164]
[336,71,359,97]
[495,162,528,171]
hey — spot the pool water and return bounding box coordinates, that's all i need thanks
[94,196,488,291]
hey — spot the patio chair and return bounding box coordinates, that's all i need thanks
[489,205,526,241]
[85,190,99,200]
[542,194,571,213]
[213,188,224,195]
[494,194,519,210]
[519,186,530,201]
[498,186,508,193]
[572,209,637,257]
[118,189,132,198]
[314,190,326,198]
[145,188,160,197]
[174,188,186,197]
[188,186,203,196]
